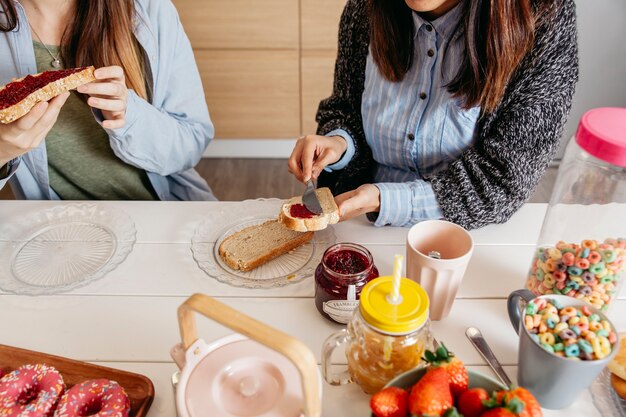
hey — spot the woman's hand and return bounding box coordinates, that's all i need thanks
[0,93,70,167]
[335,184,381,222]
[288,134,347,182]
[77,66,128,129]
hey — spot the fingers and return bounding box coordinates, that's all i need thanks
[300,141,316,183]
[94,65,124,81]
[102,119,125,129]
[87,96,126,113]
[312,148,337,179]
[335,185,381,221]
[32,93,70,136]
[13,102,49,131]
[288,139,305,182]
[77,82,126,98]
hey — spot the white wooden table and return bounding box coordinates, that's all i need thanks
[0,201,623,417]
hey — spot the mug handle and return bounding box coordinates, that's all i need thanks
[507,289,536,335]
[321,329,352,386]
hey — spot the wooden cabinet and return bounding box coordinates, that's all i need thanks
[301,50,336,134]
[301,0,347,50]
[174,0,299,49]
[172,0,346,139]
[195,50,300,138]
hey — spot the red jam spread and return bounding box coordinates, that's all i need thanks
[315,244,379,324]
[0,68,86,110]
[326,249,370,275]
[289,203,316,219]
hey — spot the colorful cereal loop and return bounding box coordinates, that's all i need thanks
[588,251,602,264]
[540,333,556,345]
[562,252,576,266]
[576,258,591,270]
[582,240,597,250]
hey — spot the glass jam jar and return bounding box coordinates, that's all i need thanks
[321,277,432,394]
[525,108,626,312]
[315,243,379,324]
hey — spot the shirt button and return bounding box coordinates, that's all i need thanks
[427,49,435,57]
[425,25,433,32]
[407,133,415,141]
[420,92,427,100]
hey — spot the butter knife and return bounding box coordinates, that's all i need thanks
[302,179,323,215]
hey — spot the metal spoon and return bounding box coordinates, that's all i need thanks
[465,326,513,387]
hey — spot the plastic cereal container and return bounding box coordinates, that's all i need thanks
[525,108,626,312]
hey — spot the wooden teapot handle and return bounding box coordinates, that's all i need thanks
[178,293,321,417]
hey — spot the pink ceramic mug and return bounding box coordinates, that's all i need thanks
[406,220,474,320]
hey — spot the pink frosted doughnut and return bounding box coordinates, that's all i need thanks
[53,379,130,417]
[0,363,65,417]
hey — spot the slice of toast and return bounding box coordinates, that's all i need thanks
[278,187,339,232]
[0,66,96,124]
[218,220,314,272]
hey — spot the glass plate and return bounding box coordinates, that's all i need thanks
[0,203,136,295]
[591,368,626,417]
[191,198,336,288]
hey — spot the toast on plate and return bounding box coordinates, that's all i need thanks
[278,187,339,232]
[218,219,314,272]
[0,66,96,124]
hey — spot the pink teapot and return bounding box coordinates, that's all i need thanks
[170,294,322,417]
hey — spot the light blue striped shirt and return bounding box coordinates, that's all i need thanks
[327,1,480,227]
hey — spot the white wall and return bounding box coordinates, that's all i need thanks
[560,0,626,156]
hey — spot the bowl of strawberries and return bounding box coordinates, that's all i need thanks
[370,344,543,417]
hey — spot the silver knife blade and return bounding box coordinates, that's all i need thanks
[302,179,323,215]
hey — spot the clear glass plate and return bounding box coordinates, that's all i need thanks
[591,368,626,417]
[191,198,336,289]
[0,203,136,295]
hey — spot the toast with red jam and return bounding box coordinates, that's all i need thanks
[278,187,339,232]
[0,66,96,124]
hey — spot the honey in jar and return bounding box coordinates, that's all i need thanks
[321,276,431,394]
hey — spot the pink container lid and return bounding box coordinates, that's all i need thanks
[575,107,626,168]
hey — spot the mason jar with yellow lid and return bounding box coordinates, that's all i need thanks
[321,276,432,394]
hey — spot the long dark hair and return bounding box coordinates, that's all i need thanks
[370,0,546,112]
[0,0,147,100]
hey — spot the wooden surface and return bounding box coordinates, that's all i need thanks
[195,50,301,138]
[167,0,346,138]
[301,0,347,50]
[0,201,623,416]
[0,344,154,417]
[172,0,298,49]
[301,50,337,134]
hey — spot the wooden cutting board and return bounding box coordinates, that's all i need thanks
[0,344,154,417]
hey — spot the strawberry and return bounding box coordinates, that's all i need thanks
[481,397,525,417]
[497,387,542,417]
[423,344,469,398]
[408,367,453,417]
[370,386,408,417]
[457,388,489,417]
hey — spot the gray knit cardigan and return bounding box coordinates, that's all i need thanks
[316,0,579,230]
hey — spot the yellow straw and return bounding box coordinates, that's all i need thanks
[391,254,403,303]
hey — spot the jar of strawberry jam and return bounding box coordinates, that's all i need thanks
[315,243,379,324]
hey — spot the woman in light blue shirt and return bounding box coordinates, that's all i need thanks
[0,0,215,201]
[289,0,578,229]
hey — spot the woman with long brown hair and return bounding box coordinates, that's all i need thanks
[0,0,215,200]
[289,0,578,229]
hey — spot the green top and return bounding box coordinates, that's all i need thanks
[34,41,158,200]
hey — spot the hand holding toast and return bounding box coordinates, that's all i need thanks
[335,184,381,222]
[288,134,347,182]
[77,66,127,130]
[0,92,70,167]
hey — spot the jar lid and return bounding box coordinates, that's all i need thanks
[575,107,626,168]
[359,276,429,334]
